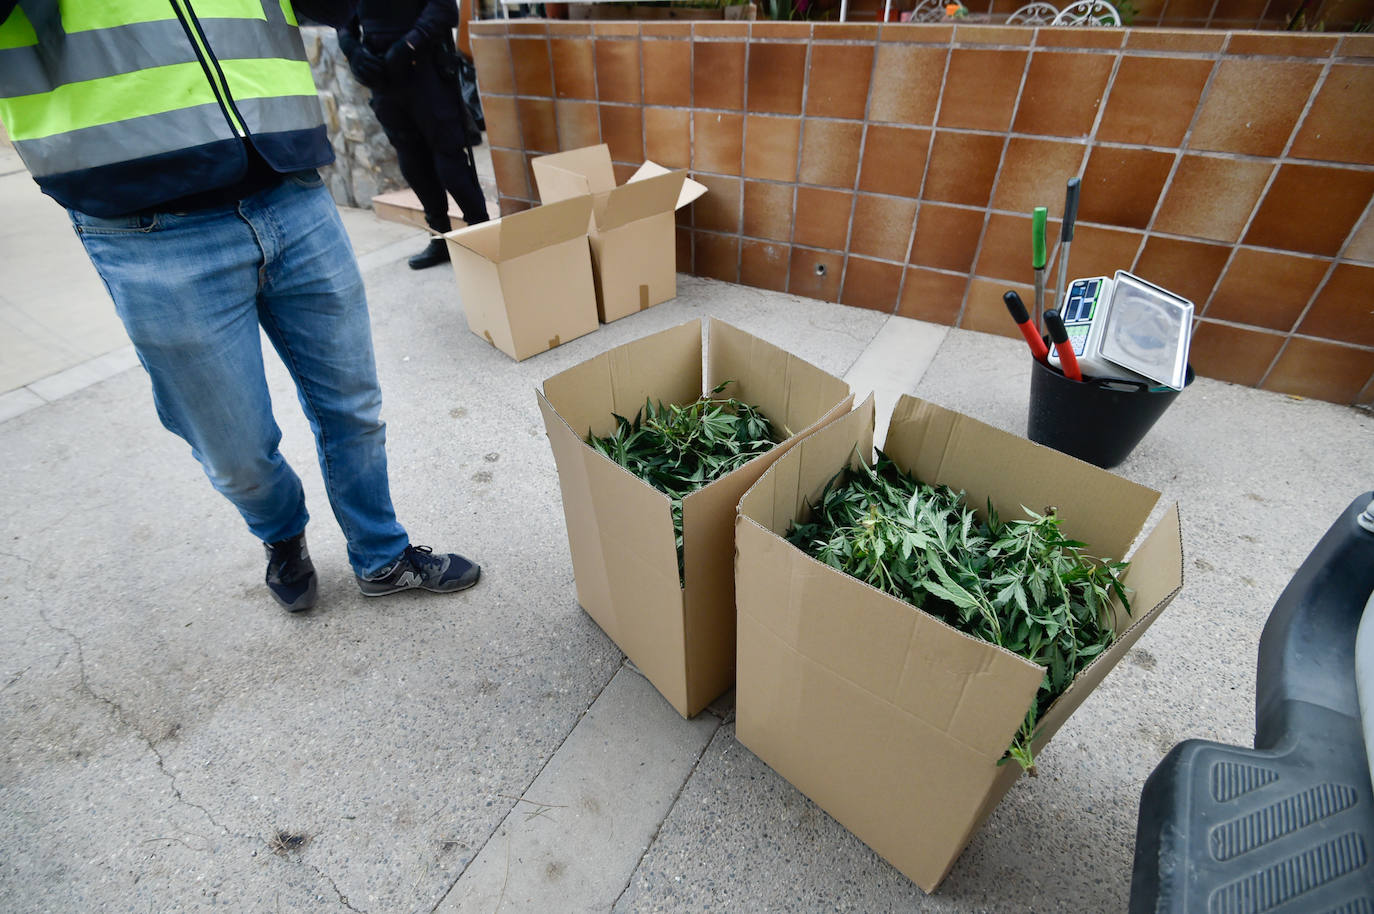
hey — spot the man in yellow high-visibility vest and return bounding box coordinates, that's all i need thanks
[0,0,482,611]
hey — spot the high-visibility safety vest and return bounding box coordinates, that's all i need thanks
[0,0,331,216]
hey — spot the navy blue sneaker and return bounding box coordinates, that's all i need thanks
[265,532,317,612]
[357,545,480,596]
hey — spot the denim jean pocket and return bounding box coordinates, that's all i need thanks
[285,169,325,189]
[68,210,160,235]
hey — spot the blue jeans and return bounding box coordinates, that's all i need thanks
[70,171,409,577]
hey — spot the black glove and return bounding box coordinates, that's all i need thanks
[336,29,360,59]
[347,45,387,89]
[384,39,418,83]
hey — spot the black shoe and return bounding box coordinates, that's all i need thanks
[408,238,450,270]
[356,545,480,596]
[265,532,317,612]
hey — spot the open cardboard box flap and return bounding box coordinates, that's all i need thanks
[445,195,593,263]
[630,160,709,210]
[531,144,616,201]
[734,393,1184,891]
[539,318,852,716]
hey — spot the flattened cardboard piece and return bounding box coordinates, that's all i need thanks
[630,160,708,210]
[539,318,852,717]
[734,393,1184,892]
[531,144,616,202]
[444,197,598,362]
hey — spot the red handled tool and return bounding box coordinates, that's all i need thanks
[1003,291,1049,363]
[1043,309,1082,381]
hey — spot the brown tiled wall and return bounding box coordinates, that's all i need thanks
[471,20,1374,406]
[841,0,1374,31]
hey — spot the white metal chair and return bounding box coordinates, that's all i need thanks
[1006,1,1060,23]
[1051,0,1122,25]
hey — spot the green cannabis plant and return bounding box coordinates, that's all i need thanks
[588,381,780,580]
[786,453,1131,775]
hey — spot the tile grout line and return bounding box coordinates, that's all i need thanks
[895,40,955,318]
[838,41,880,310]
[787,39,816,298]
[735,36,751,284]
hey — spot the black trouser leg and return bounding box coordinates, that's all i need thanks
[369,91,452,233]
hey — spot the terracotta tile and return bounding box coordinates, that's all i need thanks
[598,105,643,163]
[642,39,692,107]
[743,180,795,242]
[693,111,744,176]
[471,36,515,96]
[743,115,801,183]
[694,232,740,283]
[751,22,811,39]
[518,97,558,153]
[1189,59,1321,157]
[881,24,955,43]
[1226,32,1337,57]
[548,22,592,37]
[1340,35,1374,58]
[1208,248,1328,330]
[490,147,530,199]
[899,268,968,325]
[798,119,865,189]
[695,22,749,38]
[510,38,553,97]
[645,107,690,169]
[990,137,1085,216]
[975,212,1037,285]
[1013,52,1113,139]
[850,194,918,261]
[1078,147,1175,230]
[806,44,875,120]
[499,197,531,216]
[505,21,547,36]
[954,25,1033,45]
[677,226,693,271]
[694,42,746,110]
[550,39,596,100]
[910,203,985,273]
[556,100,601,152]
[1153,155,1273,243]
[1290,65,1374,167]
[741,240,792,292]
[857,125,930,199]
[1133,237,1231,308]
[841,257,903,312]
[1059,224,1144,284]
[595,39,641,105]
[794,186,853,250]
[869,44,946,126]
[1186,321,1284,387]
[922,130,1005,208]
[962,277,1024,338]
[747,43,808,115]
[1126,29,1225,52]
[1347,214,1374,264]
[1298,263,1374,347]
[938,49,1027,132]
[592,22,639,38]
[1034,28,1125,49]
[469,22,505,37]
[815,23,880,40]
[1262,337,1374,404]
[483,94,522,149]
[612,162,638,186]
[1096,56,1213,148]
[1246,163,1374,257]
[693,174,742,234]
[789,249,844,302]
[642,22,691,38]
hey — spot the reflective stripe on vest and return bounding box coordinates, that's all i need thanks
[0,0,321,179]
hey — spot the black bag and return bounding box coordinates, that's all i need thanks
[435,46,484,146]
[456,52,485,134]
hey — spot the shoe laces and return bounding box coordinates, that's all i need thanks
[403,544,442,571]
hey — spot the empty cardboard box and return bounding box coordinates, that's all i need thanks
[734,395,1185,892]
[443,195,598,362]
[537,318,853,717]
[532,144,706,324]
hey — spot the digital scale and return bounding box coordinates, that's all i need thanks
[1046,270,1194,390]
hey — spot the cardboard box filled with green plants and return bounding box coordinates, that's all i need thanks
[734,395,1184,891]
[537,318,852,717]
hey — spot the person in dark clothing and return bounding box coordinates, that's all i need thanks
[337,1,490,270]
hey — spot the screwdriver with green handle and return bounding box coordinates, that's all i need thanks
[1032,206,1048,328]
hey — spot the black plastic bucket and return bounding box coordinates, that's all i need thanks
[1027,358,1194,469]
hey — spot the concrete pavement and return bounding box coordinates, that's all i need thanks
[2,142,1372,913]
